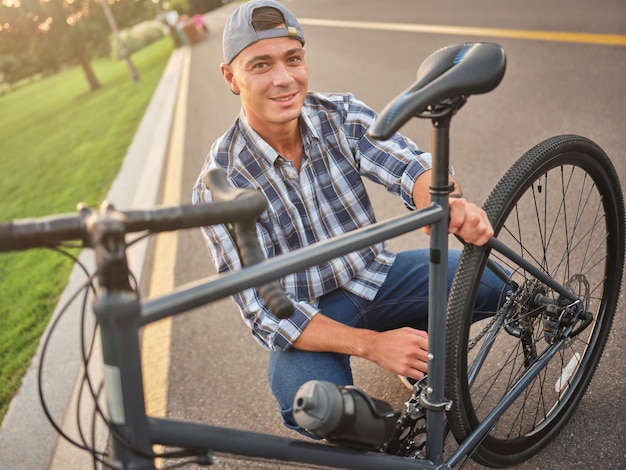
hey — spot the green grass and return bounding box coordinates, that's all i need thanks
[0,37,174,424]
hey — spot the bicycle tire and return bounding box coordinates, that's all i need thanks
[445,135,625,467]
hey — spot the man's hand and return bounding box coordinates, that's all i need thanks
[363,327,429,380]
[448,197,493,245]
[423,197,493,246]
[412,170,494,246]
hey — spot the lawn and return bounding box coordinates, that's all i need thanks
[0,37,174,424]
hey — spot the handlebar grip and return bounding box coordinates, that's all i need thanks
[204,168,294,320]
[0,213,84,252]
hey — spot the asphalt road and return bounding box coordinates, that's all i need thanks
[152,1,626,468]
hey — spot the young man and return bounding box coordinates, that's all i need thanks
[192,0,502,435]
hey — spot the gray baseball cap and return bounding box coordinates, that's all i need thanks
[223,0,305,64]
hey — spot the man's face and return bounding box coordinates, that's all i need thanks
[222,36,308,132]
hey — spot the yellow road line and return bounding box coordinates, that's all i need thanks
[140,46,190,465]
[298,18,626,46]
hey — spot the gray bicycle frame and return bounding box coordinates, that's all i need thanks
[96,114,578,469]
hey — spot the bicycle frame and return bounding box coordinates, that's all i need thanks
[97,168,449,470]
[94,103,580,469]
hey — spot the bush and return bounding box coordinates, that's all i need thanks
[111,20,168,59]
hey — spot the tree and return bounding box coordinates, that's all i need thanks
[0,0,154,90]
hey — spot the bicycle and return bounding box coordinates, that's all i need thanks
[1,42,623,469]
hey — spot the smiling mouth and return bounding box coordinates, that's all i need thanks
[272,93,297,102]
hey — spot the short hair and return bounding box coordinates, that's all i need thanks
[251,6,286,31]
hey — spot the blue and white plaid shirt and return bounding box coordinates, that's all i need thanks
[192,92,432,351]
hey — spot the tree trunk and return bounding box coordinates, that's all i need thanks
[50,0,101,92]
[70,33,101,91]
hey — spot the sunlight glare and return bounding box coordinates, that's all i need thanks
[38,17,53,32]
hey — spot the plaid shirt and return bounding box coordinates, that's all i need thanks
[192,92,432,351]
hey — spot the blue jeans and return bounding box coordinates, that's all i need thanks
[267,249,505,434]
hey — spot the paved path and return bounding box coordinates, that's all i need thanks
[1,1,625,468]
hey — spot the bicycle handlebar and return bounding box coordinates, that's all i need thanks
[0,168,294,319]
[0,201,265,250]
[203,169,294,320]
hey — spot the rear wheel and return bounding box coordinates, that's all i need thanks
[445,135,625,467]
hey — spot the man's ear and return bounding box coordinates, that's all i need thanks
[220,63,240,95]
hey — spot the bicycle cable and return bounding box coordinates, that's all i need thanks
[37,237,234,469]
[36,246,101,455]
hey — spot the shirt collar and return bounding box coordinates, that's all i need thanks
[299,106,321,149]
[237,109,281,166]
[236,99,321,166]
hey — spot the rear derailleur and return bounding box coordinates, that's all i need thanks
[504,276,593,368]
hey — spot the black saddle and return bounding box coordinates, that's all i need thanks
[369,42,506,140]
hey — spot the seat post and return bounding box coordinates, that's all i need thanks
[430,115,453,195]
[425,113,454,465]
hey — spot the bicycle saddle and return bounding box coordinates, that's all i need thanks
[369,42,506,140]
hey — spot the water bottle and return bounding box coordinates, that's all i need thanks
[293,380,399,450]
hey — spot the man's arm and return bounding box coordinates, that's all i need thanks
[292,312,430,380]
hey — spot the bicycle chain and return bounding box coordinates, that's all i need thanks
[467,279,540,351]
[467,313,501,351]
